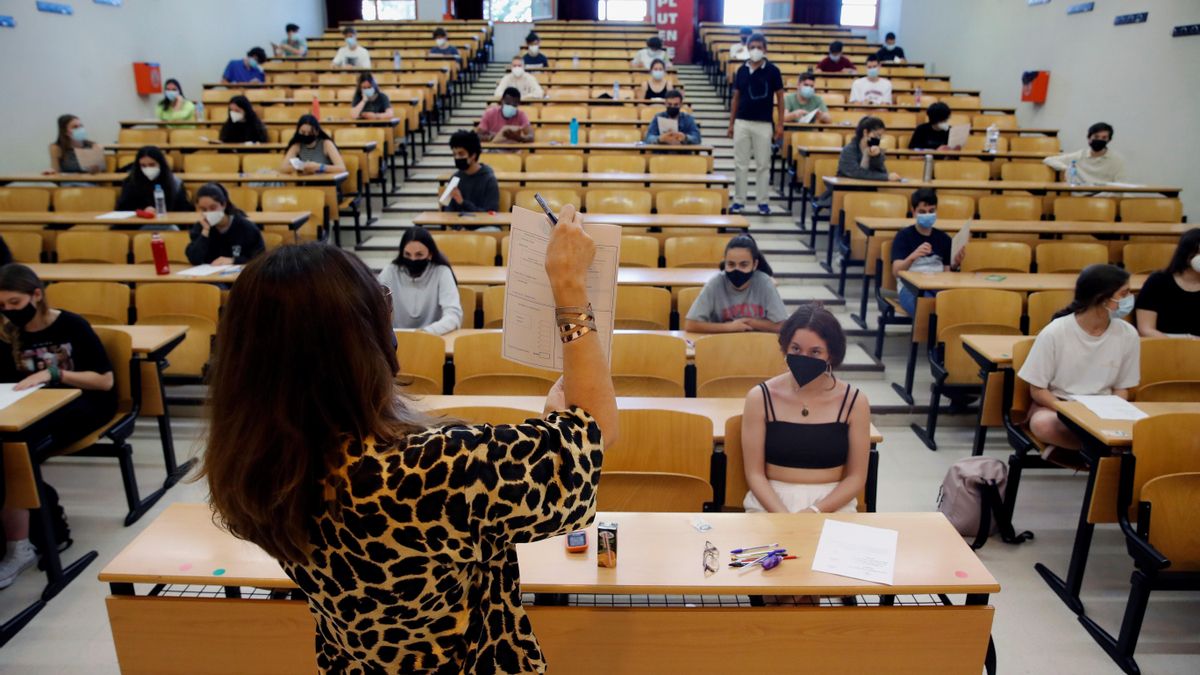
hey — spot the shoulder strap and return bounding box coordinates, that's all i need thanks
[836,385,856,422]
[758,382,776,422]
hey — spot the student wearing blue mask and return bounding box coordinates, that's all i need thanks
[685,235,788,334]
[332,27,371,68]
[783,72,831,124]
[1018,264,1140,467]
[848,56,892,104]
[890,189,965,314]
[221,47,267,84]
[476,87,533,143]
[430,28,460,57]
[46,114,104,175]
[156,79,197,124]
[350,73,394,120]
[273,23,308,58]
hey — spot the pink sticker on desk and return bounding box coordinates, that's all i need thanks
[178,563,193,571]
[213,568,226,576]
[955,570,968,578]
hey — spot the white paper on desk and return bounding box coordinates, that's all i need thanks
[656,116,678,136]
[947,124,970,150]
[950,221,971,265]
[502,205,620,371]
[0,383,42,411]
[798,108,821,124]
[96,211,138,220]
[177,264,237,277]
[438,175,461,206]
[1102,182,1144,188]
[1070,395,1148,421]
[811,519,898,585]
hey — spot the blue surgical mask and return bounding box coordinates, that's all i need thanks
[345,36,357,47]
[800,85,815,98]
[70,127,88,143]
[651,70,665,81]
[164,89,179,102]
[362,86,376,98]
[501,104,517,119]
[1110,295,1135,319]
[915,213,936,229]
[867,67,880,78]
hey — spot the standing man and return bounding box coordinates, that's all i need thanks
[1043,122,1127,184]
[728,33,785,215]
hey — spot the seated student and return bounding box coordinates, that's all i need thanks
[273,23,308,58]
[1044,122,1126,184]
[378,226,463,335]
[430,28,460,57]
[1018,264,1140,467]
[729,27,753,62]
[644,90,701,145]
[157,79,197,124]
[848,57,893,104]
[218,96,268,144]
[45,114,104,175]
[521,32,548,68]
[643,59,675,100]
[908,102,953,150]
[817,40,856,73]
[631,37,671,70]
[837,116,901,183]
[186,183,265,265]
[742,303,870,513]
[784,72,832,124]
[875,33,906,63]
[351,73,394,120]
[685,235,788,334]
[280,115,347,175]
[443,130,499,213]
[476,87,533,144]
[221,47,267,84]
[332,27,371,68]
[493,57,544,99]
[890,189,965,314]
[1135,228,1200,338]
[116,146,191,214]
[0,263,116,588]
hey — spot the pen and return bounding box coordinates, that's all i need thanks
[731,549,786,560]
[730,556,795,568]
[730,543,779,554]
[533,192,557,225]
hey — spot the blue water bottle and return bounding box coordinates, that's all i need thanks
[569,118,579,145]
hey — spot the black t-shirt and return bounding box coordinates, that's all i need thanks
[0,310,116,412]
[219,119,269,144]
[522,53,549,67]
[734,61,784,122]
[116,175,192,212]
[353,91,392,115]
[891,224,952,271]
[875,45,906,62]
[1134,271,1200,336]
[186,214,266,264]
[908,122,949,150]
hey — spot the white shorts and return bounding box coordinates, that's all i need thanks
[743,480,858,514]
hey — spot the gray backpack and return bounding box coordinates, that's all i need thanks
[937,457,1033,550]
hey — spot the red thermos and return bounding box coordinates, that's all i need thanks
[312,95,320,120]
[150,233,170,275]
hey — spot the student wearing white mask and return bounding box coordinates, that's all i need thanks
[351,73,395,121]
[908,102,953,150]
[186,183,265,266]
[522,32,548,68]
[848,56,892,104]
[642,59,674,100]
[476,87,533,144]
[727,33,785,215]
[632,36,672,69]
[332,27,371,68]
[429,27,459,57]
[874,33,905,63]
[816,40,856,73]
[116,146,191,214]
[1134,228,1200,338]
[156,78,197,124]
[218,96,268,144]
[494,57,544,99]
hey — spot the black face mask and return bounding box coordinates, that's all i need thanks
[725,269,753,288]
[867,136,881,147]
[454,157,470,171]
[787,353,828,388]
[298,134,316,145]
[401,258,431,277]
[1,302,38,329]
[1089,138,1108,152]
[666,106,681,118]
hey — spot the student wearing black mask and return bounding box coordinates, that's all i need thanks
[1044,121,1127,184]
[443,130,499,213]
[685,235,787,334]
[280,115,347,175]
[377,226,462,335]
[740,303,870,514]
[644,90,701,145]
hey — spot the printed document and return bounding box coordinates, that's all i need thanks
[1070,395,1148,421]
[0,383,42,411]
[811,519,898,585]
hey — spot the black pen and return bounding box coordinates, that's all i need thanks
[533,193,557,225]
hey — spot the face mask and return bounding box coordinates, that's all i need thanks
[830,53,841,61]
[749,48,764,63]
[867,136,881,147]
[345,37,357,47]
[800,85,815,98]
[651,70,665,81]
[666,106,680,118]
[164,90,179,102]
[1,302,38,329]
[436,38,448,47]
[141,166,161,181]
[1089,138,1108,152]
[725,269,753,288]
[886,42,896,49]
[936,121,950,131]
[528,45,539,55]
[229,110,244,123]
[203,210,225,226]
[786,353,829,388]
[70,127,88,143]
[501,104,518,119]
[297,133,317,145]
[362,86,376,99]
[511,66,525,78]
[915,212,937,229]
[454,157,470,171]
[401,258,430,277]
[1110,295,1135,319]
[867,67,880,78]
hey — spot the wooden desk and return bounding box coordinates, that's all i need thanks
[960,334,1031,455]
[100,505,995,675]
[439,328,701,359]
[412,211,750,231]
[1,171,347,187]
[437,171,733,188]
[0,211,310,232]
[0,389,80,433]
[792,122,1053,136]
[27,263,241,284]
[824,176,1181,197]
[483,141,715,156]
[452,266,716,287]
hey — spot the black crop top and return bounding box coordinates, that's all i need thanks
[760,382,858,469]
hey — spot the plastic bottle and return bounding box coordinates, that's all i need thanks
[569,118,579,145]
[195,99,205,121]
[923,154,934,182]
[612,81,620,99]
[913,86,922,106]
[150,233,170,275]
[985,124,999,154]
[1068,160,1081,187]
[393,50,402,70]
[312,95,321,120]
[572,54,580,67]
[153,184,167,218]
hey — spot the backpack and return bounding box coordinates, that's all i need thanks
[29,482,73,562]
[937,456,1033,550]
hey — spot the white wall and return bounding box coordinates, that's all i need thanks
[887,0,1200,218]
[494,22,535,61]
[0,0,325,173]
[417,0,445,21]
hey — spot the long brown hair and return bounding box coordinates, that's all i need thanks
[201,243,431,562]
[54,114,91,155]
[0,264,50,367]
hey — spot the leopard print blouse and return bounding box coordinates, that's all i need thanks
[280,407,603,674]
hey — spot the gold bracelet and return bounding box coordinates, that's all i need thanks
[560,325,593,344]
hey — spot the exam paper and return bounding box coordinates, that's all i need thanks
[96,211,138,220]
[1070,395,1148,421]
[798,108,821,124]
[502,205,620,371]
[947,124,970,150]
[656,116,679,136]
[950,221,972,265]
[811,518,898,585]
[0,383,42,411]
[177,264,239,277]
[438,176,461,206]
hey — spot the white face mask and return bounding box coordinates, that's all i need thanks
[528,45,539,56]
[936,122,950,131]
[1192,254,1200,273]
[141,166,161,181]
[749,48,764,63]
[229,110,244,123]
[435,38,447,47]
[203,210,225,226]
[511,66,525,78]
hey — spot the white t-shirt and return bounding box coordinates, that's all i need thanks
[729,43,749,62]
[849,77,893,104]
[1017,314,1140,399]
[332,45,372,68]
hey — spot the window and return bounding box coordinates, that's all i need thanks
[361,0,416,20]
[598,0,648,22]
[840,0,879,27]
[723,0,763,26]
[486,0,532,22]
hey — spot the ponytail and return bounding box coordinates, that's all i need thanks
[1051,264,1130,321]
[724,234,774,277]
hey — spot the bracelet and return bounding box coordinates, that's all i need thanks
[317,164,326,174]
[560,324,593,344]
[48,364,61,385]
[807,504,821,514]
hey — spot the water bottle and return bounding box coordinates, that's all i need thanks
[985,124,999,154]
[312,95,321,120]
[153,184,167,218]
[612,81,620,99]
[913,86,922,106]
[195,99,205,121]
[569,118,579,145]
[393,51,401,70]
[1067,160,1081,186]
[572,54,580,67]
[922,154,934,182]
[150,233,170,275]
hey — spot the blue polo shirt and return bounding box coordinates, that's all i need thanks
[430,45,460,57]
[733,60,784,123]
[222,59,264,84]
[522,52,549,67]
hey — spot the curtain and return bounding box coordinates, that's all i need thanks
[325,0,362,27]
[455,0,484,19]
[558,1,598,21]
[793,0,840,25]
[696,0,723,24]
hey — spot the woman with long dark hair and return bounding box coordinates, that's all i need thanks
[684,234,788,333]
[202,204,617,672]
[1134,228,1200,337]
[377,226,461,334]
[280,114,346,175]
[116,145,192,213]
[1018,264,1141,465]
[836,115,901,182]
[46,114,104,174]
[185,183,263,265]
[218,96,268,144]
[156,78,197,124]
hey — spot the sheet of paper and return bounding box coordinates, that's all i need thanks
[799,108,821,124]
[502,205,620,371]
[96,211,138,220]
[656,116,678,136]
[1070,395,1148,421]
[177,264,239,277]
[438,175,461,206]
[811,518,898,585]
[947,124,970,150]
[0,383,42,411]
[950,221,972,265]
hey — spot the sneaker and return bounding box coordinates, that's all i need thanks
[758,203,771,216]
[729,202,744,214]
[0,541,38,590]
